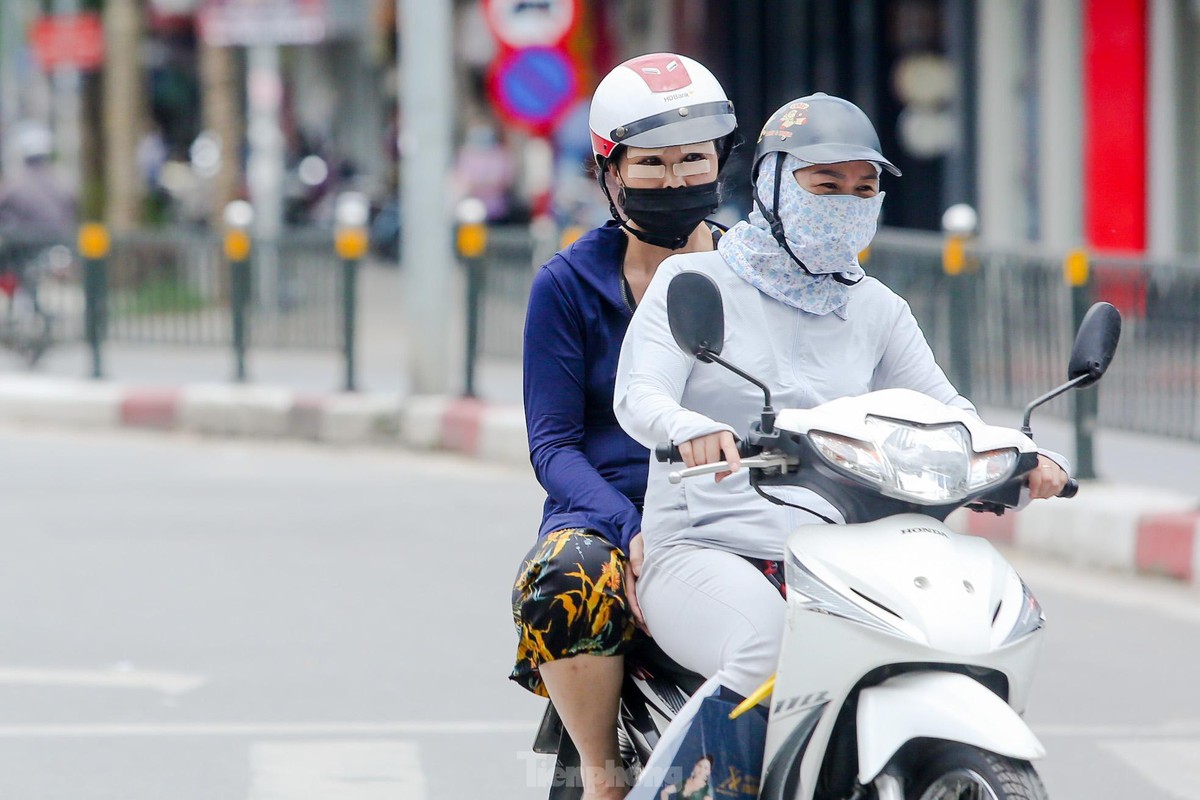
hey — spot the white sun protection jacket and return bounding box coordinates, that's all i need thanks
[614,250,979,560]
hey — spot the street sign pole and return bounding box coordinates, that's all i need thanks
[0,0,23,173]
[245,43,284,311]
[198,0,325,313]
[50,0,84,196]
[400,0,456,393]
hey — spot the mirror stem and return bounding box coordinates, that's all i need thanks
[1021,373,1092,437]
[701,348,776,434]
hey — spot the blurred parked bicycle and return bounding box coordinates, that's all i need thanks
[0,243,73,367]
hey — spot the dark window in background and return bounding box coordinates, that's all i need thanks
[690,0,971,232]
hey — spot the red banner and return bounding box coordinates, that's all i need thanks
[31,13,105,71]
[1084,0,1146,251]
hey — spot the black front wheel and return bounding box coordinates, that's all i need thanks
[906,743,1048,800]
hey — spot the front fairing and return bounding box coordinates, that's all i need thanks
[760,516,1045,800]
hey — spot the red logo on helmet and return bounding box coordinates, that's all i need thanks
[623,53,692,93]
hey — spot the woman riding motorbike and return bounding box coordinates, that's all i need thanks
[612,93,1069,711]
[511,53,738,799]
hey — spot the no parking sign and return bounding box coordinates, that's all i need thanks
[487,46,579,135]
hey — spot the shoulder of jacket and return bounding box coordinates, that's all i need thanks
[851,275,905,306]
[545,227,621,276]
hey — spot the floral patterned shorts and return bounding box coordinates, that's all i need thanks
[509,528,636,696]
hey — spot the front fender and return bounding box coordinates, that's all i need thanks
[856,671,1045,784]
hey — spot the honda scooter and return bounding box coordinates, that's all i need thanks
[536,270,1121,800]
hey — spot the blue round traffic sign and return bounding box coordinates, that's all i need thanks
[489,46,578,135]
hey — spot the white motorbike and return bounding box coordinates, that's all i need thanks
[535,271,1121,800]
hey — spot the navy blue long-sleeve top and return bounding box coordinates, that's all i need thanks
[524,222,647,552]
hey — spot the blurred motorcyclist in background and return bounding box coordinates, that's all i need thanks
[0,122,76,237]
[0,122,76,312]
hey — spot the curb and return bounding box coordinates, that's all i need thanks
[0,375,409,446]
[0,376,528,465]
[948,484,1200,583]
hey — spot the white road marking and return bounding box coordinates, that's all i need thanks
[0,720,534,738]
[0,666,206,695]
[248,740,427,800]
[1098,738,1200,800]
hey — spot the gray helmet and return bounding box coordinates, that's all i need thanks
[753,93,900,178]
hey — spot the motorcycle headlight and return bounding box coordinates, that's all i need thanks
[808,417,1017,505]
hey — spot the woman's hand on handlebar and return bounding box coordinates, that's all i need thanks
[1027,455,1069,499]
[678,431,741,482]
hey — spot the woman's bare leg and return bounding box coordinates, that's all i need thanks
[539,654,628,799]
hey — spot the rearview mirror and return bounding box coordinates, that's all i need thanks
[667,271,725,362]
[1067,302,1122,388]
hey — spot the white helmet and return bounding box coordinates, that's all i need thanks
[588,53,736,168]
[13,121,53,161]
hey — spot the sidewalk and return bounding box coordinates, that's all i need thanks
[2,262,1198,586]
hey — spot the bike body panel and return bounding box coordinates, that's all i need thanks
[856,671,1045,784]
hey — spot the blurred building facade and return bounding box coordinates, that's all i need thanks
[675,0,1200,256]
[0,0,1195,257]
[0,0,395,230]
[450,0,1200,256]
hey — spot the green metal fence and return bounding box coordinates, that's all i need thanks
[470,224,1200,443]
[869,229,1200,441]
[0,228,342,348]
[102,228,340,348]
[0,226,359,382]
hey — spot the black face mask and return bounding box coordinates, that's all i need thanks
[618,182,721,250]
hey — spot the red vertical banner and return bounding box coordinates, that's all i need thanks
[1083,0,1147,251]
[1084,0,1147,317]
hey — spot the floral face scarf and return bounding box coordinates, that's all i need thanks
[717,152,884,318]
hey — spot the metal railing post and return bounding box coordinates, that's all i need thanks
[224,201,254,382]
[1065,248,1097,479]
[335,192,370,393]
[941,204,978,399]
[79,223,110,380]
[456,199,488,398]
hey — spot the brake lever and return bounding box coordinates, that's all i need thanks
[668,453,793,485]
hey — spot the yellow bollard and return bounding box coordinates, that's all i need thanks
[457,222,488,259]
[942,235,966,276]
[78,222,111,260]
[223,200,255,382]
[224,229,251,262]
[79,222,111,379]
[335,227,369,261]
[1063,248,1089,287]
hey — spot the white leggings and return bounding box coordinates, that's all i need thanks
[637,543,786,699]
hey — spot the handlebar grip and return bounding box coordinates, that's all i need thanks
[1057,478,1079,498]
[655,442,682,463]
[655,439,755,463]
